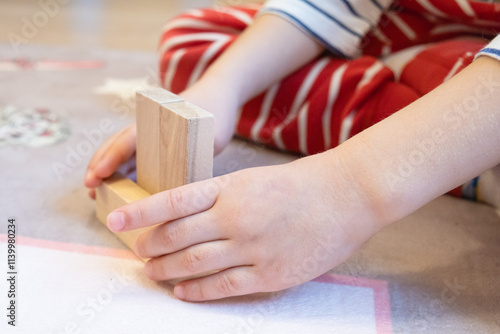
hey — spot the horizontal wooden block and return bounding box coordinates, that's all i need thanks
[96,173,219,281]
[96,172,151,262]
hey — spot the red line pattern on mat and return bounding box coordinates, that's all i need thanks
[0,233,393,333]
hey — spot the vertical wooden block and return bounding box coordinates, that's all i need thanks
[136,89,184,194]
[158,101,214,190]
[136,90,214,193]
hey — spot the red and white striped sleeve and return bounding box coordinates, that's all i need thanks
[475,35,500,63]
[258,0,393,58]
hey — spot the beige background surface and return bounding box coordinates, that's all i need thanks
[0,0,263,51]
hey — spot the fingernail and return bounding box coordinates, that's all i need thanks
[174,285,186,300]
[107,212,125,232]
[85,170,94,182]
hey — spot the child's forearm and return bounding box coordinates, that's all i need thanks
[324,56,500,225]
[191,13,324,106]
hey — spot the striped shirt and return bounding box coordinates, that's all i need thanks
[159,4,500,157]
[259,0,393,57]
[476,35,500,62]
[260,0,500,61]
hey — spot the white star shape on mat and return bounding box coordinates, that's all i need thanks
[94,77,157,100]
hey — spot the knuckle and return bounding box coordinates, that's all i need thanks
[166,189,184,209]
[135,235,148,258]
[159,225,177,250]
[182,249,204,273]
[135,204,147,227]
[195,283,206,301]
[216,273,240,296]
[150,260,168,280]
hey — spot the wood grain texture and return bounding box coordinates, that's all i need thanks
[158,101,214,190]
[95,173,151,261]
[136,89,184,194]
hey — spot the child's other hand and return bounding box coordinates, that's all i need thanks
[85,124,137,199]
[105,154,382,301]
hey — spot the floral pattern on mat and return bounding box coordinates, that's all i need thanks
[0,105,70,147]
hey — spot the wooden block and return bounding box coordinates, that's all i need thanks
[136,89,184,194]
[96,172,151,261]
[137,90,214,193]
[96,88,215,275]
[137,88,184,105]
[157,101,214,190]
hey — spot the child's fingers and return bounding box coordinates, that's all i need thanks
[85,125,136,188]
[85,130,123,186]
[174,266,259,301]
[93,129,137,179]
[106,179,220,232]
[134,212,224,259]
[144,241,242,281]
[87,129,122,170]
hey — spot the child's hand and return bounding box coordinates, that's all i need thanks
[85,124,137,199]
[105,154,382,301]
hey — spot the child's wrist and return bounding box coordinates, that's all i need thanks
[287,152,383,239]
[191,72,247,108]
[311,148,392,231]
